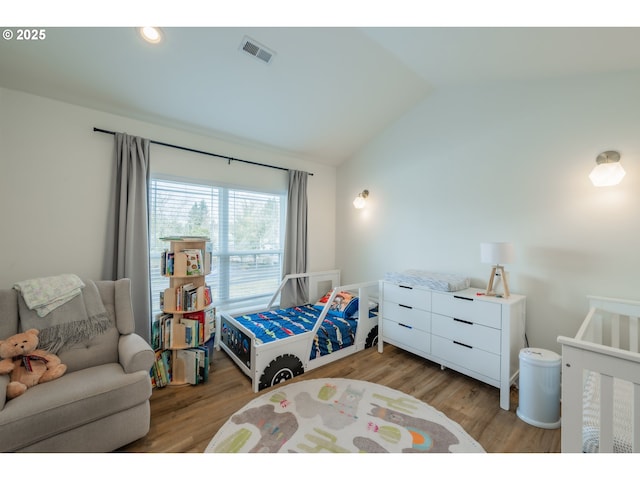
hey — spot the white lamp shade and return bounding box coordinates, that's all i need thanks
[480,242,515,265]
[589,162,626,187]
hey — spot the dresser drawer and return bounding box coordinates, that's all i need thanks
[383,301,431,332]
[431,291,501,329]
[432,334,500,380]
[383,283,431,311]
[431,313,500,354]
[382,319,430,354]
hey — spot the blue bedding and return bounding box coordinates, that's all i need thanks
[233,304,358,360]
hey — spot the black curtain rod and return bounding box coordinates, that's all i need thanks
[93,127,313,176]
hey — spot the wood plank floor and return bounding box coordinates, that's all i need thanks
[118,344,561,454]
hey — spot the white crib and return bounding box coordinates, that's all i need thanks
[557,295,640,453]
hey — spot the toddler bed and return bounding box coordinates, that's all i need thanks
[219,270,379,392]
[557,295,640,453]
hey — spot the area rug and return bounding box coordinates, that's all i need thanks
[205,378,485,453]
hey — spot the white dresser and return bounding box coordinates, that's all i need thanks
[378,280,526,410]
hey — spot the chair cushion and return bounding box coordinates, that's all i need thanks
[57,325,119,374]
[0,363,151,452]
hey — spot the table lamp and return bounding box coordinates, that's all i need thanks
[480,242,515,298]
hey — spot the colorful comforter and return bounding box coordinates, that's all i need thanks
[233,304,358,360]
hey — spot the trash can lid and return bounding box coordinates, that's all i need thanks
[519,348,561,366]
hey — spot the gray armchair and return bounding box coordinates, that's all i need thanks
[0,278,154,452]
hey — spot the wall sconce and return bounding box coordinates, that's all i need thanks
[353,189,369,209]
[589,150,626,187]
[480,242,515,298]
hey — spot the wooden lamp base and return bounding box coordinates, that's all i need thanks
[485,265,510,298]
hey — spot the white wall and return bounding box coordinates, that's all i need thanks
[0,87,337,289]
[4,70,640,354]
[336,71,640,353]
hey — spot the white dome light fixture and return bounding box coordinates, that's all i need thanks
[589,150,626,187]
[353,189,369,209]
[139,27,163,44]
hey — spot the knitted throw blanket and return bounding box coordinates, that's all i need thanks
[14,274,86,317]
[17,278,112,355]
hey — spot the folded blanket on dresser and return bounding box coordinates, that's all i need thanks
[384,270,471,292]
[16,277,112,354]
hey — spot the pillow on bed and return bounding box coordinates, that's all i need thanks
[314,290,359,318]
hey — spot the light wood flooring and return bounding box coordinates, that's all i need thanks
[118,344,561,454]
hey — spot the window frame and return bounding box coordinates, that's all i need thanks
[148,174,287,318]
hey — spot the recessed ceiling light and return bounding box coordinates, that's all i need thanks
[139,27,163,44]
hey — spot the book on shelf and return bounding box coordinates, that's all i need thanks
[181,318,199,347]
[155,312,214,350]
[151,350,170,387]
[150,334,213,387]
[203,336,215,361]
[204,285,212,307]
[162,283,206,313]
[161,350,172,384]
[161,248,206,277]
[182,249,204,276]
[182,347,210,385]
[182,303,216,344]
[150,363,159,388]
[193,346,209,383]
[179,283,197,311]
[161,314,172,349]
[161,250,175,276]
[176,349,199,385]
[151,314,162,351]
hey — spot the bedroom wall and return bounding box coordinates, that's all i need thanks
[336,71,640,354]
[0,87,337,289]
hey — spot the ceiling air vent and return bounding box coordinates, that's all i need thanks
[240,36,275,65]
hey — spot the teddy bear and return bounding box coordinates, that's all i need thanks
[0,328,67,400]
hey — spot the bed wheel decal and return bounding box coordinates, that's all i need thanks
[259,354,304,390]
[365,325,378,348]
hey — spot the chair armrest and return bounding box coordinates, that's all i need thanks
[118,333,155,374]
[0,375,8,411]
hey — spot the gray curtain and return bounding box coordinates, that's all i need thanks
[103,132,152,342]
[280,170,309,307]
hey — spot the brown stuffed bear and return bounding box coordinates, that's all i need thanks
[0,328,67,400]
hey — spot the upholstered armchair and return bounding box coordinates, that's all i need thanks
[0,278,154,452]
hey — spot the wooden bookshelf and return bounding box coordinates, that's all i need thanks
[151,236,215,387]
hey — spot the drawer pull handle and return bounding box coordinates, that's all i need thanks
[399,285,413,290]
[399,304,413,309]
[453,318,473,325]
[453,295,473,302]
[453,340,473,349]
[398,323,412,329]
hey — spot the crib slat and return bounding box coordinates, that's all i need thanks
[611,314,620,349]
[634,383,640,452]
[594,313,603,344]
[599,374,614,452]
[558,347,587,453]
[630,316,639,353]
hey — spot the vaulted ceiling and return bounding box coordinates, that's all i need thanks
[2,27,640,165]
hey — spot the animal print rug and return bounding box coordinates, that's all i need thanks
[205,378,485,453]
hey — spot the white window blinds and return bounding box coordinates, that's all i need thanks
[149,177,285,318]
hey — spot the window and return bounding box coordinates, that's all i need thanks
[149,176,286,319]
